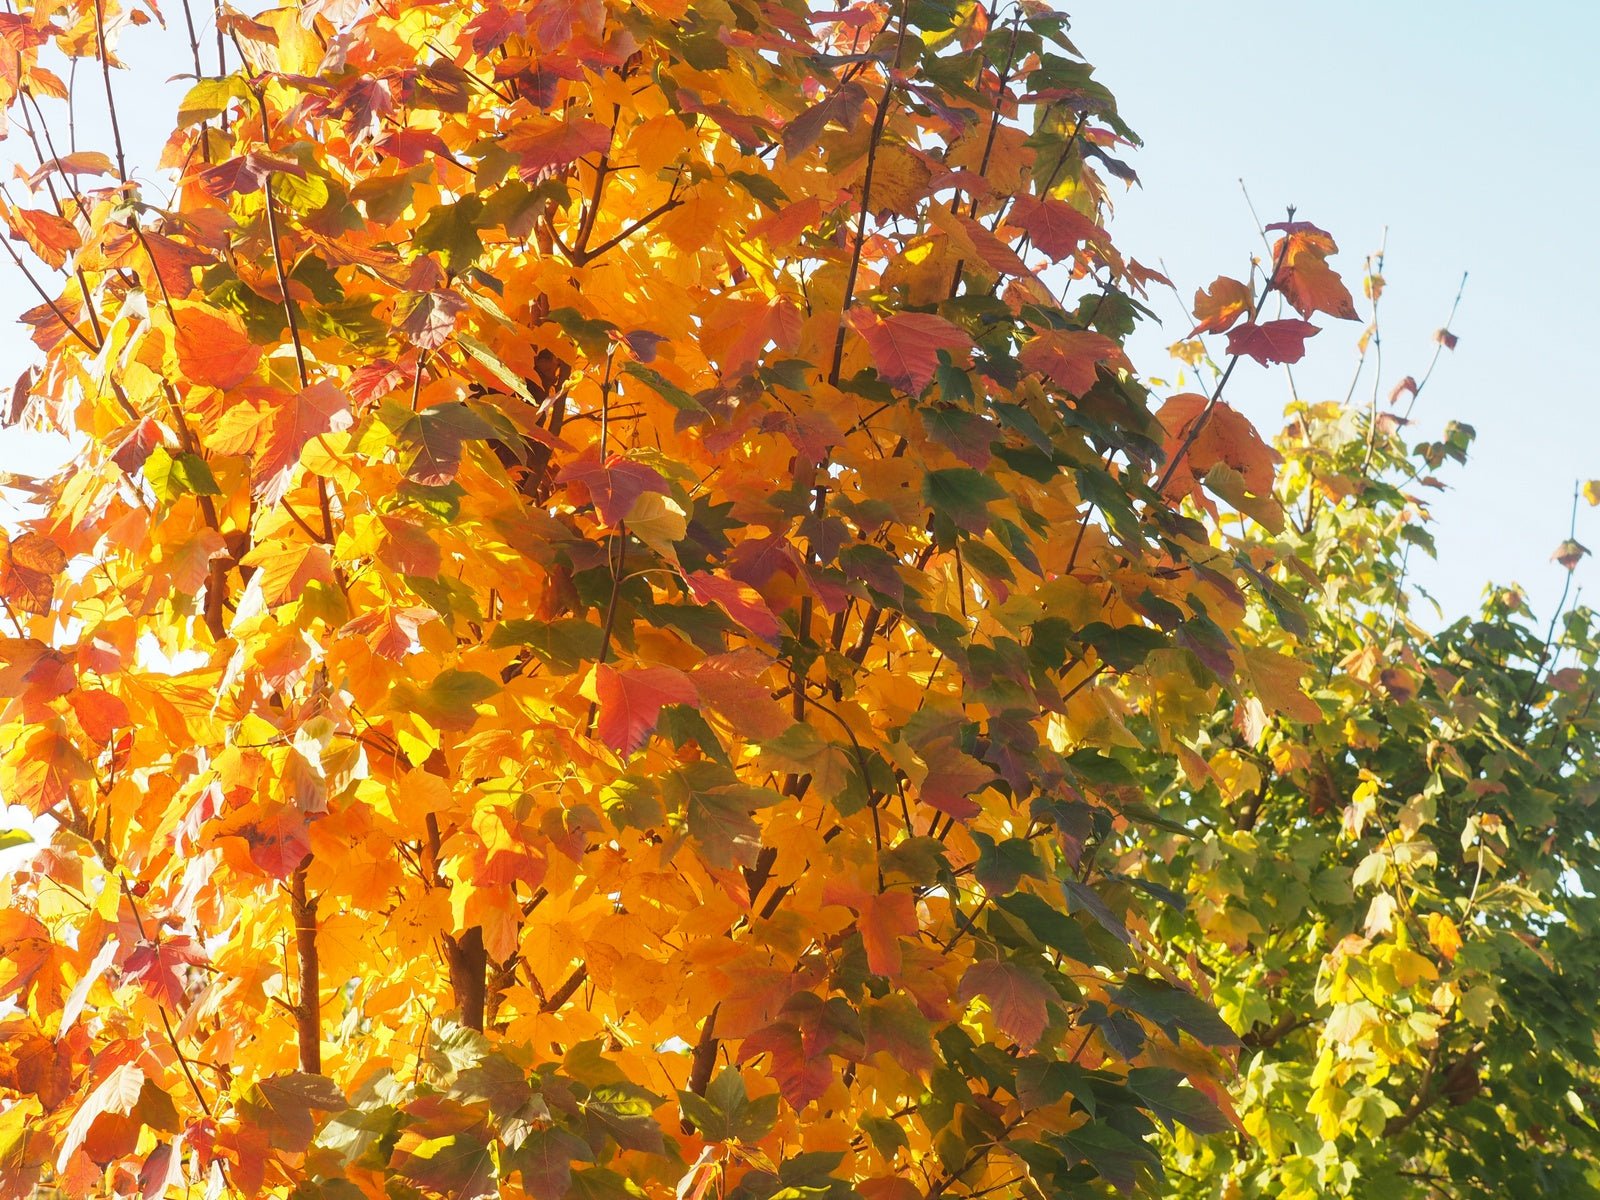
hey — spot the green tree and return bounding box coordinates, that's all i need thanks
[1134,278,1600,1197]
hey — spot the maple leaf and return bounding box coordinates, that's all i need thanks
[57,1064,144,1172]
[958,961,1053,1048]
[393,401,496,486]
[738,1021,833,1109]
[256,381,353,502]
[858,891,917,978]
[123,936,207,1010]
[1017,328,1127,395]
[1007,193,1105,259]
[398,289,467,350]
[0,531,66,615]
[196,150,306,197]
[1,727,89,814]
[849,309,970,394]
[510,118,611,181]
[558,454,671,526]
[685,571,782,641]
[1225,319,1320,366]
[509,1129,594,1200]
[1275,234,1359,321]
[916,737,996,819]
[170,302,262,389]
[1189,276,1253,336]
[592,664,698,755]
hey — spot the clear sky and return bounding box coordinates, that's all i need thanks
[2,3,1596,625]
[1070,2,1600,625]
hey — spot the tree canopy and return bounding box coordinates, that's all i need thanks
[0,2,1596,1200]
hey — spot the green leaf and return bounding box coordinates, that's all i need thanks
[922,467,1007,534]
[144,447,221,503]
[509,1127,594,1200]
[582,1082,666,1155]
[489,618,606,671]
[391,669,499,732]
[1126,1068,1229,1136]
[391,401,497,486]
[678,1068,776,1143]
[1111,976,1240,1048]
[859,1114,908,1159]
[994,893,1096,964]
[239,1072,347,1152]
[972,832,1044,896]
[1049,1121,1161,1194]
[1076,622,1166,672]
[398,1131,499,1200]
[415,195,486,271]
[456,332,541,406]
[623,363,703,413]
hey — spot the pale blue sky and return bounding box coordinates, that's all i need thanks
[2,4,1595,625]
[1072,2,1600,625]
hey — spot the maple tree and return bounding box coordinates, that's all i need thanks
[0,0,1431,1198]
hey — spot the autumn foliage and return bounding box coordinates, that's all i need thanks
[5,1,1590,1198]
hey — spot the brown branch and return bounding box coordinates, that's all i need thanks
[539,963,588,1013]
[290,856,322,1074]
[827,0,910,386]
[444,925,488,1031]
[91,0,129,184]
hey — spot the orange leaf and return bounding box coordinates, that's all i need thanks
[255,381,353,502]
[0,531,66,615]
[1007,193,1105,260]
[917,738,996,820]
[1189,276,1252,336]
[1276,235,1358,321]
[958,961,1052,1048]
[858,891,917,978]
[1017,328,1126,396]
[171,301,262,389]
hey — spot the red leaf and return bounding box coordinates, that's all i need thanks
[685,571,782,641]
[557,453,670,526]
[123,936,207,1009]
[111,417,163,475]
[958,961,1052,1048]
[397,289,466,351]
[510,118,611,181]
[858,891,917,978]
[1007,193,1104,260]
[849,309,970,394]
[1225,319,1320,366]
[195,150,305,198]
[347,359,411,405]
[1017,328,1126,396]
[738,1021,833,1108]
[592,664,697,755]
[918,738,996,820]
[256,381,353,504]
